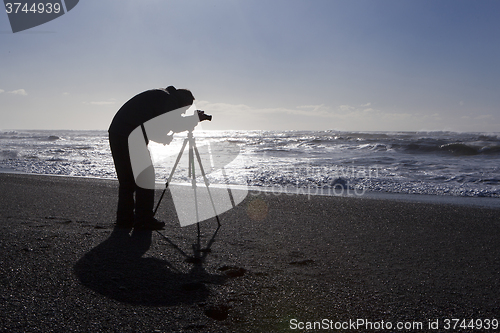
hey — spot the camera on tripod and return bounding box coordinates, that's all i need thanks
[196,110,212,122]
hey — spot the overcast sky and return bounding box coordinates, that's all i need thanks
[1,0,499,132]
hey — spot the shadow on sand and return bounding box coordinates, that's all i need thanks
[73,226,226,306]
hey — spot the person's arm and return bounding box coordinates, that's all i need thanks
[142,109,199,145]
[171,114,199,133]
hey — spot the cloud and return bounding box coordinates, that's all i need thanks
[297,104,324,110]
[197,101,332,118]
[7,89,27,95]
[475,114,493,120]
[338,105,356,113]
[0,89,4,94]
[198,101,383,121]
[196,100,495,131]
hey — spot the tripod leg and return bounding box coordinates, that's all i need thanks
[168,138,189,185]
[153,138,189,216]
[222,167,236,208]
[188,138,202,248]
[192,143,221,227]
[153,188,166,216]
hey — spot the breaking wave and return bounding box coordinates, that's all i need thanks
[1,130,500,198]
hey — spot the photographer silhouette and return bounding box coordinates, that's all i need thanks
[108,86,199,230]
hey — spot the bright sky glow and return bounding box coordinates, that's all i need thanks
[1,0,499,131]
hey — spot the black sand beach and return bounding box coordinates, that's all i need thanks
[0,173,499,332]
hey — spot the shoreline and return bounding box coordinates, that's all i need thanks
[1,169,499,209]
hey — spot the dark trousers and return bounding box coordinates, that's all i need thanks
[109,133,154,223]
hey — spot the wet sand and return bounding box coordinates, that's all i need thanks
[0,173,499,332]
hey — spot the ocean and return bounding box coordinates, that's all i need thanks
[1,129,500,199]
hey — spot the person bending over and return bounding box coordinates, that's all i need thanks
[108,86,198,230]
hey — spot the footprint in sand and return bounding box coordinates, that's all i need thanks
[204,304,230,321]
[218,265,247,278]
[288,259,315,266]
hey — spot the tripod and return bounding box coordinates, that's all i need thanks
[153,130,221,250]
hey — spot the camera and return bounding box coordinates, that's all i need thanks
[196,110,212,122]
